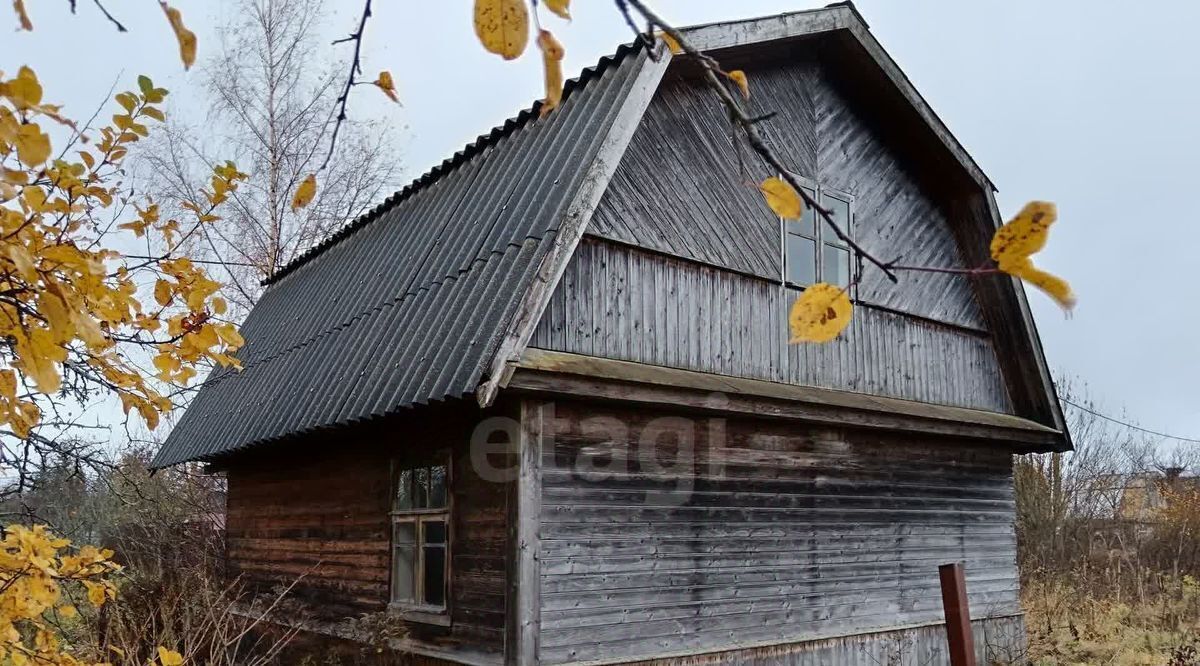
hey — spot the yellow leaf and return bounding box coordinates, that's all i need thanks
[291,173,316,210]
[788,283,853,343]
[154,279,172,307]
[544,0,570,19]
[537,29,565,117]
[474,0,529,60]
[659,31,682,55]
[159,2,197,70]
[991,200,1056,265]
[84,580,107,607]
[727,70,750,100]
[4,66,42,108]
[15,327,63,395]
[991,201,1075,311]
[374,71,400,104]
[157,647,185,666]
[15,123,51,166]
[8,244,37,281]
[13,0,32,30]
[759,176,802,219]
[1005,257,1076,312]
[58,604,77,618]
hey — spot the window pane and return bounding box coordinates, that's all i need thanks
[823,244,850,288]
[392,545,415,602]
[787,186,818,237]
[423,544,446,607]
[394,469,413,510]
[414,467,429,509]
[787,234,816,286]
[430,465,447,508]
[820,193,850,243]
[393,521,416,545]
[424,519,447,545]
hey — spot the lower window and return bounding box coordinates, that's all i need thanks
[391,459,450,611]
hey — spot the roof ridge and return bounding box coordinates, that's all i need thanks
[264,41,640,287]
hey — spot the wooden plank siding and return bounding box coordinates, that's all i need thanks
[588,43,985,330]
[222,403,512,658]
[530,239,1011,414]
[532,400,1021,664]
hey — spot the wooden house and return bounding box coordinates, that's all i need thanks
[153,4,1071,664]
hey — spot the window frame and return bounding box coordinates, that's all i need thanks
[389,454,452,621]
[779,172,856,295]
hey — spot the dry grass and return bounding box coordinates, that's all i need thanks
[1022,572,1200,666]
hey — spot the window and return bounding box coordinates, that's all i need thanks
[391,458,449,611]
[781,177,853,290]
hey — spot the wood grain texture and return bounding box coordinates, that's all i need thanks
[530,239,1011,414]
[533,400,1022,664]
[588,42,985,329]
[223,403,513,656]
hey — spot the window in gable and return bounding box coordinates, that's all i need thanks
[780,177,854,291]
[391,457,450,613]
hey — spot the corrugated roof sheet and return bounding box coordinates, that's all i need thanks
[152,42,648,467]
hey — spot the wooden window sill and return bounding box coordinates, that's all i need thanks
[388,604,451,627]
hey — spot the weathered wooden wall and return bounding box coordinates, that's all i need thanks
[625,615,1025,665]
[589,42,985,330]
[223,404,510,658]
[534,400,1021,664]
[530,239,1011,414]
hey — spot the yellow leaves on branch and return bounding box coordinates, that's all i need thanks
[789,283,853,343]
[0,525,121,664]
[991,201,1076,311]
[374,71,400,104]
[727,70,750,100]
[158,647,186,666]
[160,1,197,70]
[537,30,565,117]
[0,67,245,436]
[292,173,317,210]
[759,176,803,219]
[474,0,529,60]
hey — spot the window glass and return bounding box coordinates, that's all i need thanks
[821,193,850,242]
[393,542,415,602]
[394,469,413,511]
[414,466,429,509]
[787,234,816,286]
[430,465,447,508]
[823,244,850,287]
[423,520,447,606]
[787,186,817,237]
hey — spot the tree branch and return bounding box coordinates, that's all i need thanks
[320,0,373,171]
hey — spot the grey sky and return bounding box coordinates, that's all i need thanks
[5,1,1195,440]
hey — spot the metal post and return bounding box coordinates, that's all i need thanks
[939,562,976,666]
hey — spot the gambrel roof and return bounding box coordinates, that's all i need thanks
[153,4,1067,468]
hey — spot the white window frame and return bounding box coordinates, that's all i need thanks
[389,455,451,619]
[779,172,855,294]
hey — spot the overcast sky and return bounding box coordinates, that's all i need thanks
[6,0,1198,442]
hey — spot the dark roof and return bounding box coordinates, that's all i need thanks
[152,42,649,467]
[154,4,1069,468]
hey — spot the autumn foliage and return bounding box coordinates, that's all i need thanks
[0,67,244,435]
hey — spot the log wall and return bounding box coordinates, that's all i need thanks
[223,404,511,659]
